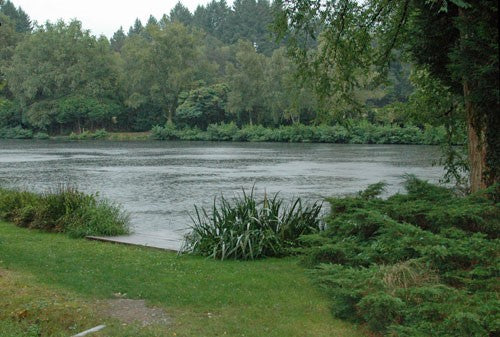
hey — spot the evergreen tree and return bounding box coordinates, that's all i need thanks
[110,27,126,52]
[230,0,277,55]
[193,0,231,43]
[169,2,192,26]
[128,18,144,36]
[146,15,158,27]
[0,0,31,33]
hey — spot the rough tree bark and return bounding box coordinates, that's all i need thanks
[464,81,488,192]
[460,7,498,192]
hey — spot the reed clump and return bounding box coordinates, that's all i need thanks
[182,188,323,260]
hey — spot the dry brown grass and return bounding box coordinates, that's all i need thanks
[380,260,439,294]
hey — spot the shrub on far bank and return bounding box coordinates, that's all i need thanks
[68,129,109,140]
[150,122,450,145]
[0,187,129,238]
[182,189,323,260]
[0,126,33,139]
[33,132,50,140]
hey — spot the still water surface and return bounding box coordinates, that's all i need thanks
[0,140,443,242]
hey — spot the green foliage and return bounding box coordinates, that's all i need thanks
[150,123,179,140]
[68,129,109,140]
[303,177,499,335]
[57,96,121,131]
[122,22,206,123]
[0,99,22,128]
[0,187,129,237]
[0,1,457,143]
[150,122,450,145]
[33,132,49,140]
[182,188,323,260]
[206,122,240,141]
[226,40,268,125]
[277,0,499,188]
[358,292,406,332]
[0,126,33,139]
[0,0,31,33]
[176,83,229,129]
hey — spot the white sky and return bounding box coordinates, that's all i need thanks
[10,0,222,37]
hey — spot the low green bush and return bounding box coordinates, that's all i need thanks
[182,189,323,260]
[92,129,109,139]
[0,187,129,237]
[33,132,50,140]
[0,126,33,139]
[234,124,273,142]
[151,123,179,140]
[303,178,499,336]
[68,129,109,140]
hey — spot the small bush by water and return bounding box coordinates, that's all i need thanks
[69,129,109,140]
[0,187,129,237]
[302,177,499,336]
[182,189,323,260]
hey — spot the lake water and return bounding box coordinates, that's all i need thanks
[0,140,444,242]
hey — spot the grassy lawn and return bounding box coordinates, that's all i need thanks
[0,222,365,337]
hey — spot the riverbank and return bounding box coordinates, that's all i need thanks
[1,122,454,145]
[0,221,365,337]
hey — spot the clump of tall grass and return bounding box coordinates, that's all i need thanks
[182,189,323,260]
[0,186,129,237]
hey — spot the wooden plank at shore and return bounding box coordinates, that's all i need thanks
[86,234,182,252]
[72,325,106,337]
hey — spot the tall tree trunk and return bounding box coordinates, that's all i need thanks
[167,109,173,124]
[459,7,494,193]
[464,81,488,193]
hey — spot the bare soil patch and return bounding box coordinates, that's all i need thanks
[101,298,172,327]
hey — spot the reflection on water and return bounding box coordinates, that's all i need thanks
[0,140,443,240]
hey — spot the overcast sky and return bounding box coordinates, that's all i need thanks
[11,0,223,37]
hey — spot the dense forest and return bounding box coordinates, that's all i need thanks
[1,0,420,136]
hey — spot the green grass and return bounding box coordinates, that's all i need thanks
[0,222,365,337]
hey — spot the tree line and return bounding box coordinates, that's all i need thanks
[0,0,414,136]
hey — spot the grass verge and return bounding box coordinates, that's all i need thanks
[0,222,365,337]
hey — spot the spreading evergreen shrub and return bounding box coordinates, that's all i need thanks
[303,177,499,336]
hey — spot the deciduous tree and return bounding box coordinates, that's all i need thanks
[277,0,499,191]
